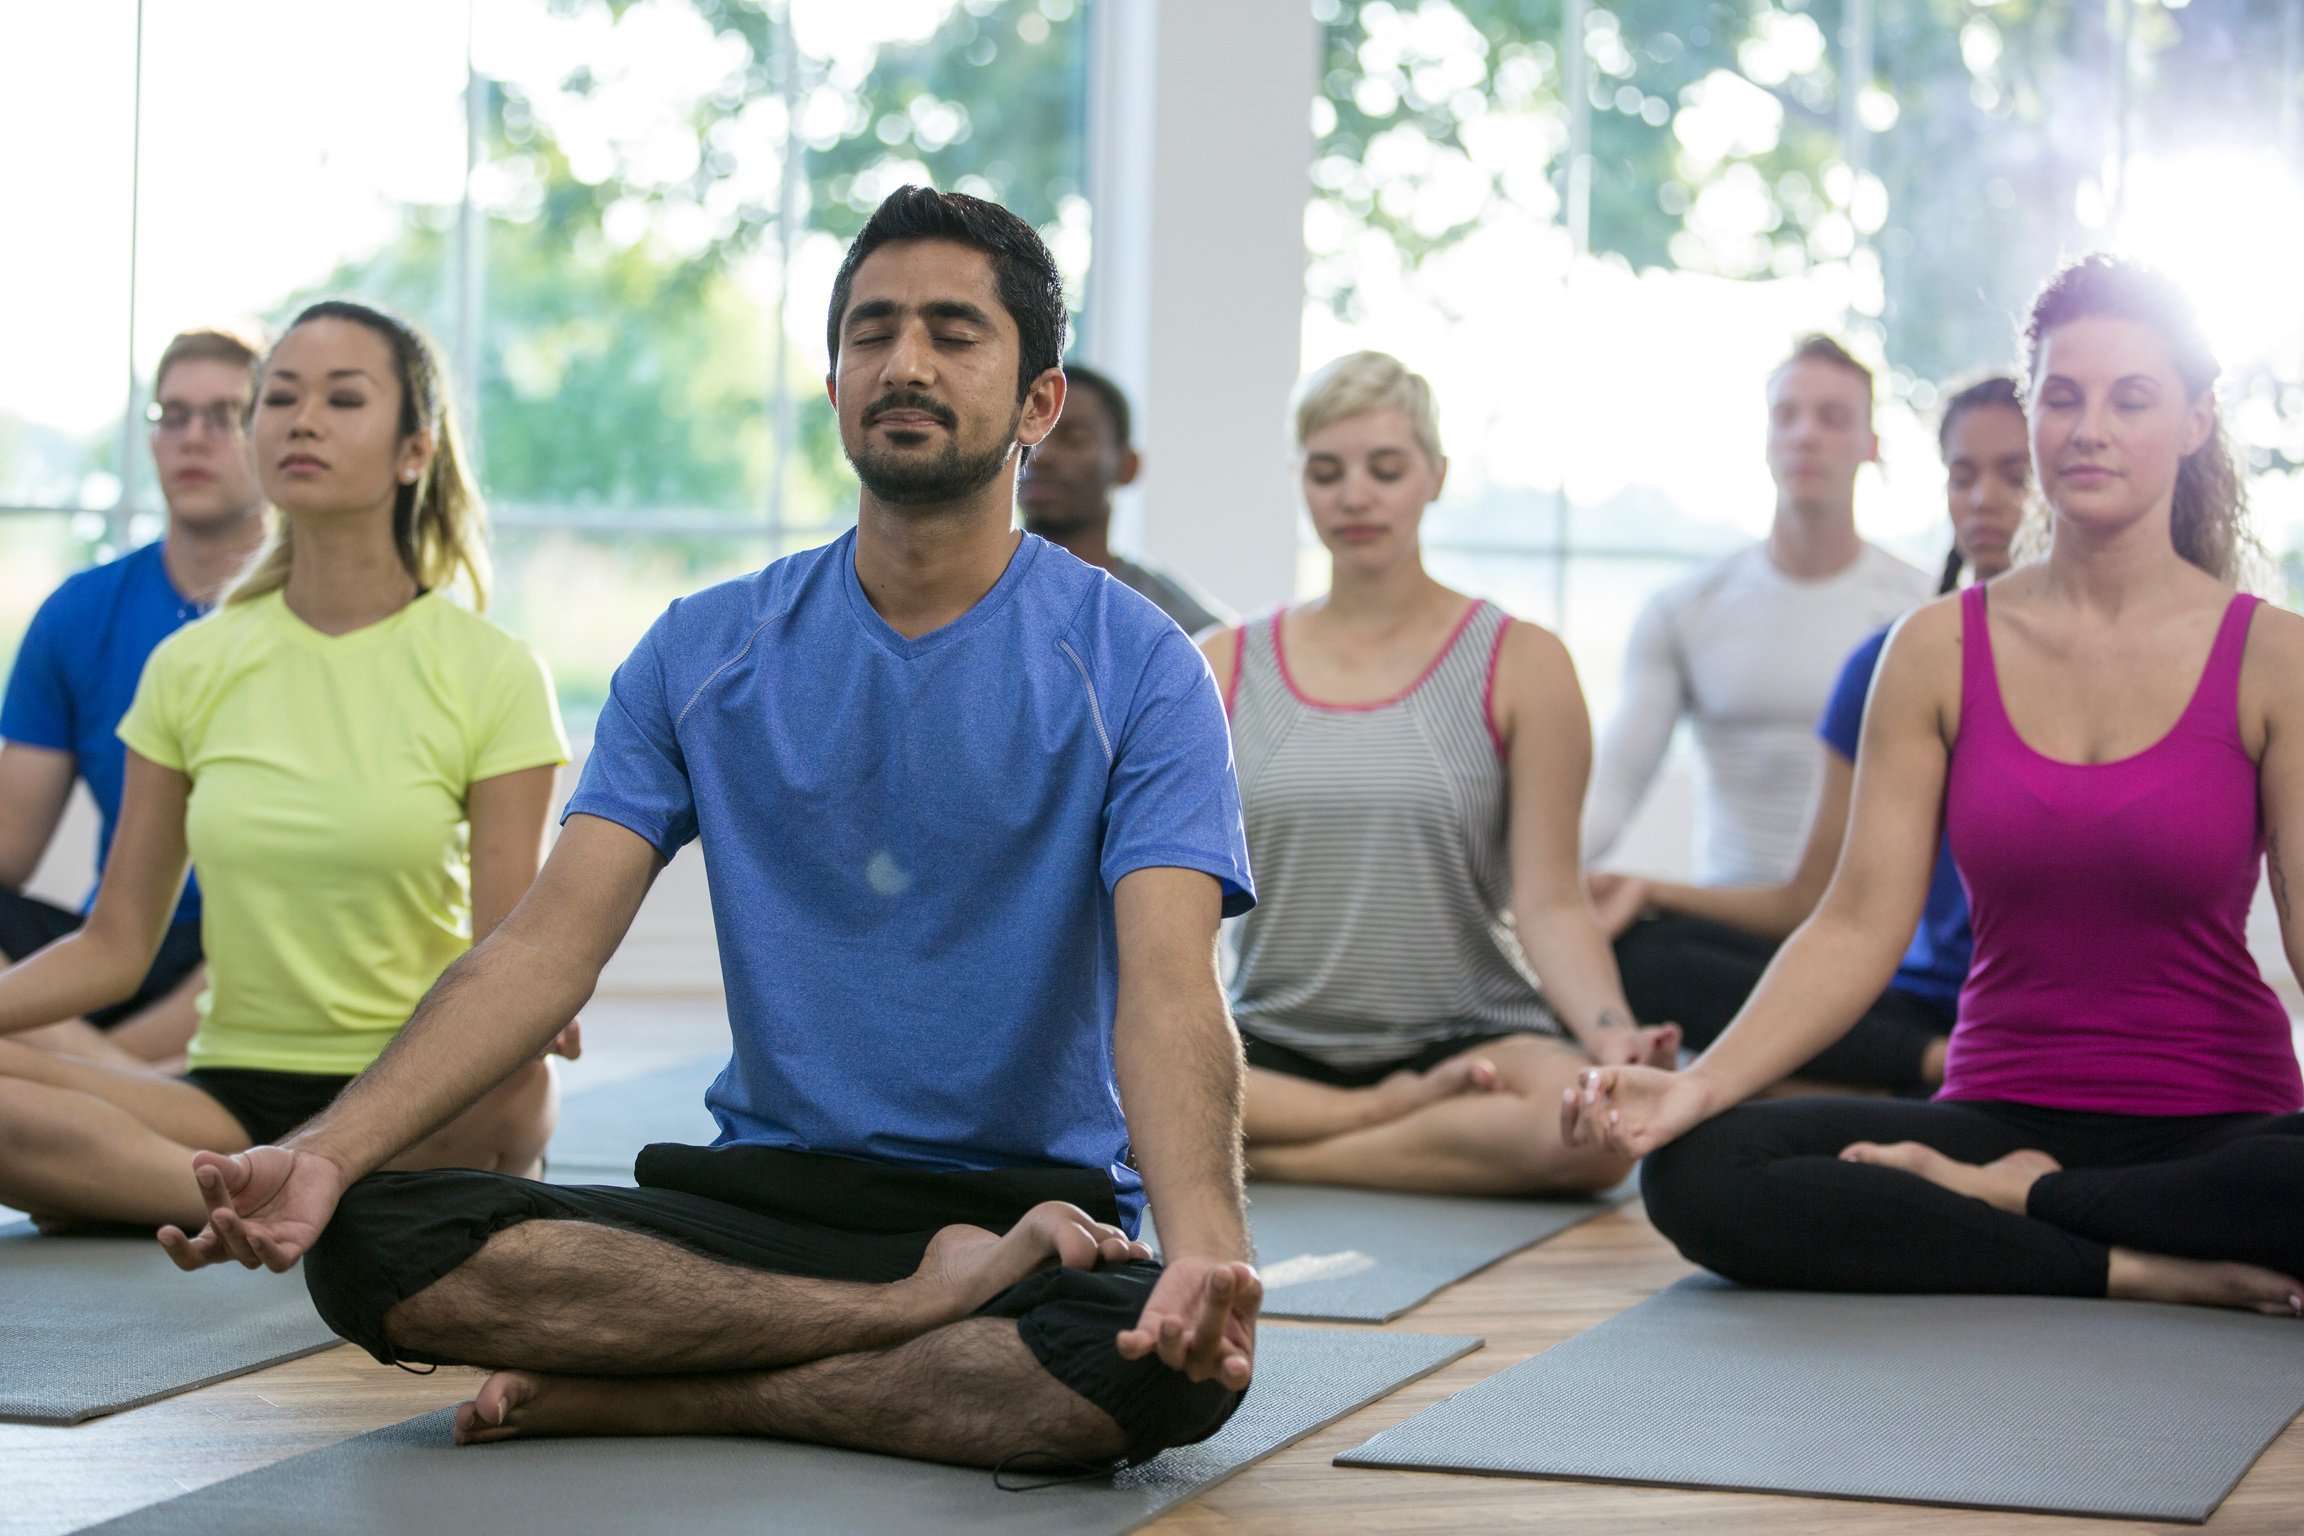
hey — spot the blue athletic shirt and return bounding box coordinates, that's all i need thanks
[1817,624,1970,1011]
[1,542,207,922]
[565,529,1254,1232]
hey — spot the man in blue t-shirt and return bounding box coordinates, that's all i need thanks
[0,326,267,1066]
[169,189,1264,1470]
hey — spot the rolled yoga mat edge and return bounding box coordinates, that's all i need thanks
[1335,1274,2304,1523]
[74,1326,1484,1535]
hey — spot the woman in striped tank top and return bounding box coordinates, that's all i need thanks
[1567,258,2304,1315]
[1202,352,1678,1196]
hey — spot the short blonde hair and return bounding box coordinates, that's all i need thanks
[1290,350,1443,465]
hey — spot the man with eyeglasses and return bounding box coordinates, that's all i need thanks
[0,325,269,1068]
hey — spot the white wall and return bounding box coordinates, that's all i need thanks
[1083,0,1317,618]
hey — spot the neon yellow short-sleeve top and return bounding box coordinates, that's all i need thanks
[117,589,569,1075]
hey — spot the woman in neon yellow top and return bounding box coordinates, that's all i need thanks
[0,301,573,1230]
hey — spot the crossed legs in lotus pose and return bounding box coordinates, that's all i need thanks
[1245,1034,1641,1196]
[356,1204,1176,1465]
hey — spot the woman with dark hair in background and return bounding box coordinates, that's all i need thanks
[1590,377,2032,1095]
[0,301,575,1229]
[1568,256,2304,1315]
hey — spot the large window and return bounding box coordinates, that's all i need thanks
[1303,0,2304,712]
[0,0,1091,712]
[9,2,2302,719]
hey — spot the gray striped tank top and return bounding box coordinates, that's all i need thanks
[1227,600,1561,1070]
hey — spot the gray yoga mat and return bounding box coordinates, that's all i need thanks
[545,1055,723,1182]
[0,1220,339,1425]
[80,1326,1480,1536]
[1217,1182,1624,1323]
[550,1059,1620,1319]
[1338,1274,2304,1522]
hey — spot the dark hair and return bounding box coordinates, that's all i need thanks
[231,299,489,608]
[2022,254,2253,584]
[1057,361,1132,449]
[1773,333,1874,413]
[1934,375,2025,592]
[825,186,1066,401]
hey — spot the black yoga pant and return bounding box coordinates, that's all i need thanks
[1614,913,1950,1092]
[1641,1095,2304,1297]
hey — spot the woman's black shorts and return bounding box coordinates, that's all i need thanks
[181,1067,354,1146]
[1240,1027,1547,1089]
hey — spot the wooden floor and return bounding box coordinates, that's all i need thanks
[6,1198,2300,1536]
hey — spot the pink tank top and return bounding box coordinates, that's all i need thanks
[1942,584,2303,1116]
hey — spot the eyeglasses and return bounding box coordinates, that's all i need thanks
[146,400,248,439]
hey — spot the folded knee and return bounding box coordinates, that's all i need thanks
[306,1169,521,1363]
[1638,1126,1754,1276]
[990,1260,1244,1463]
[0,1038,54,1084]
[0,1078,74,1157]
[1485,1113,1632,1197]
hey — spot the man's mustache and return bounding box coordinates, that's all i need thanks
[864,392,958,429]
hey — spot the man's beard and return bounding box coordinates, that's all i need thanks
[846,398,1022,507]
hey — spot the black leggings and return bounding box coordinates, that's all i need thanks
[1615,913,1950,1092]
[1641,1096,2304,1296]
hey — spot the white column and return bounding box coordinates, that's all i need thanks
[1084,0,1318,616]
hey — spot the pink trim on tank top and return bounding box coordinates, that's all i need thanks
[1270,599,1486,713]
[1481,617,1513,761]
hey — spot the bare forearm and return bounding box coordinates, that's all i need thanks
[1515,898,1639,1041]
[1687,907,1905,1106]
[1643,877,1809,942]
[1115,998,1249,1261]
[289,925,592,1175]
[0,929,152,1035]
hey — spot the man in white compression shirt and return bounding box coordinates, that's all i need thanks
[1583,336,1931,886]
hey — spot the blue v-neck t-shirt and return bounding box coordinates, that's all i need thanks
[1,542,208,922]
[564,529,1254,1231]
[1818,624,1972,1010]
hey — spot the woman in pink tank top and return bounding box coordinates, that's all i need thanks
[1565,256,2304,1317]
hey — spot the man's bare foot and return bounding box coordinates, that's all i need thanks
[1365,1054,1502,1128]
[2109,1249,2304,1317]
[454,1369,699,1444]
[1838,1142,2061,1215]
[906,1201,1148,1325]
